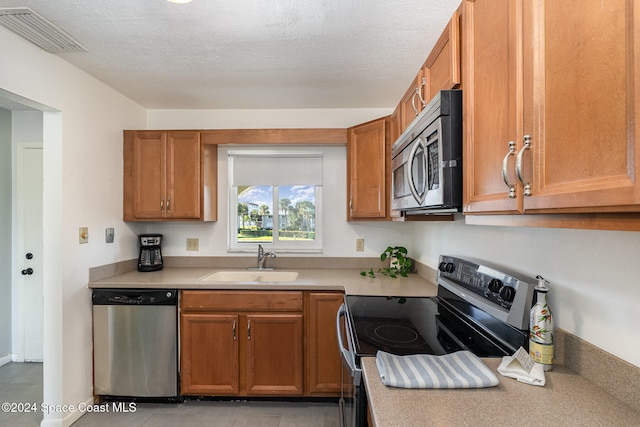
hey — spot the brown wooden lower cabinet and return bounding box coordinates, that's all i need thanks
[180,290,344,398]
[305,292,344,396]
[180,290,304,397]
[246,313,303,395]
[180,313,240,395]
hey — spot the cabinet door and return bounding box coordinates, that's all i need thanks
[124,130,166,220]
[305,292,343,396]
[180,313,239,395]
[399,72,426,133]
[522,0,640,211]
[423,10,461,101]
[347,117,389,220]
[462,0,523,214]
[245,313,303,396]
[166,131,201,219]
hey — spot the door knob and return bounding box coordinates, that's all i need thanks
[25,253,33,260]
[21,268,33,275]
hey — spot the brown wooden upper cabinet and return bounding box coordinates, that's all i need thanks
[396,10,462,138]
[347,117,391,220]
[123,130,217,221]
[422,10,461,102]
[463,0,640,215]
[399,71,427,132]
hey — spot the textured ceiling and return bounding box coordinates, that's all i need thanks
[0,0,460,109]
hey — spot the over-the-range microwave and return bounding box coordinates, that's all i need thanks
[391,90,462,214]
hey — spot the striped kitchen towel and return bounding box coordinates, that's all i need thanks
[375,350,499,389]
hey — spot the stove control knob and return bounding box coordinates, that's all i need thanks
[499,286,516,302]
[438,262,455,273]
[488,278,503,293]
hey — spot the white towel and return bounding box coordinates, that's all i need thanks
[375,350,499,389]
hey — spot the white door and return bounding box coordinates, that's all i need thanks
[16,143,43,362]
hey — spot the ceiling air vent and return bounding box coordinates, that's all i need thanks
[0,7,87,53]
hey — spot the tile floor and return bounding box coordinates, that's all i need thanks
[0,362,43,427]
[0,362,340,427]
[73,400,340,427]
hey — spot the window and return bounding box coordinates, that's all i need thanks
[228,149,323,252]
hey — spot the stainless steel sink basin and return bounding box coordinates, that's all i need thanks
[200,270,299,283]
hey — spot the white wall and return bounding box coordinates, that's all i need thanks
[0,108,11,362]
[0,25,146,427]
[409,218,640,368]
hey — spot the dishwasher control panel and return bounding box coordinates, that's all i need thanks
[92,289,177,305]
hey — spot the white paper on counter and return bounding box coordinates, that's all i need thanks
[497,347,546,387]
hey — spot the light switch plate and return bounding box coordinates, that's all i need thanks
[356,238,364,252]
[79,227,88,244]
[105,228,114,243]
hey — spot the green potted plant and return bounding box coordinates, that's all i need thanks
[361,246,412,278]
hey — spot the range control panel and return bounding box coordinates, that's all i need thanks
[438,256,526,310]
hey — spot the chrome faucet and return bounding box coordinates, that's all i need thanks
[257,244,276,269]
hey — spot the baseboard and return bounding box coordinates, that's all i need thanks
[0,354,12,367]
[61,396,95,427]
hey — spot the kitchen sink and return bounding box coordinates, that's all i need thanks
[200,270,299,283]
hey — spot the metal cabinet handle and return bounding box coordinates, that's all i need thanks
[417,77,427,109]
[160,197,165,213]
[247,320,251,340]
[166,197,171,213]
[502,141,517,199]
[411,90,419,116]
[232,320,237,341]
[516,135,532,197]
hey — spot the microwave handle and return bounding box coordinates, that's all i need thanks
[336,304,360,377]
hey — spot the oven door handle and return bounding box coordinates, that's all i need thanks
[336,303,360,379]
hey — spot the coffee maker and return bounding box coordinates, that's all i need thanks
[137,234,163,272]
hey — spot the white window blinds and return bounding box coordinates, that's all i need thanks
[229,150,323,186]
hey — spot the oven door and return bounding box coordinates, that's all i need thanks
[336,304,362,427]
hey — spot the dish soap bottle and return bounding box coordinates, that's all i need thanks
[529,275,554,371]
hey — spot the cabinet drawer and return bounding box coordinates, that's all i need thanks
[181,290,303,312]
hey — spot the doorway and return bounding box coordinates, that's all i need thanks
[0,90,63,427]
[15,143,44,362]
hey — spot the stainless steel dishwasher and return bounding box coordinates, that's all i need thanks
[92,288,178,400]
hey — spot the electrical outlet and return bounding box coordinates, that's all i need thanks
[79,227,89,244]
[356,238,364,252]
[186,238,199,251]
[105,228,115,243]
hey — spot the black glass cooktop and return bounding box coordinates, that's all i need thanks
[345,291,526,359]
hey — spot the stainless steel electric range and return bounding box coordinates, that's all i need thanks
[337,255,537,427]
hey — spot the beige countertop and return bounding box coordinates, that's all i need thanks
[88,267,438,297]
[361,357,640,426]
